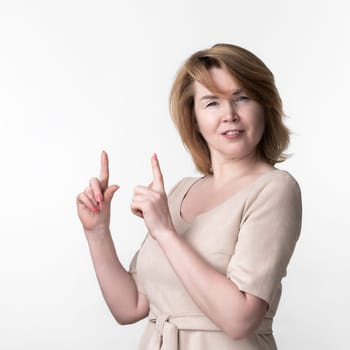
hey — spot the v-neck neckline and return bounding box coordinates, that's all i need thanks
[178,169,281,226]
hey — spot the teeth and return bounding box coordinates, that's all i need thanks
[225,130,239,135]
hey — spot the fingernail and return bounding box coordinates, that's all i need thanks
[92,206,99,213]
[153,153,158,161]
[96,194,103,203]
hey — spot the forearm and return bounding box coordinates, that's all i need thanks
[156,229,266,339]
[86,230,149,324]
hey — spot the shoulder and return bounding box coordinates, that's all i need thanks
[244,169,302,213]
[250,169,301,198]
[241,169,302,237]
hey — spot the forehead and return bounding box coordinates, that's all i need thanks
[193,67,242,98]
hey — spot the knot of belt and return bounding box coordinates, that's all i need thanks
[145,311,273,349]
[146,312,220,350]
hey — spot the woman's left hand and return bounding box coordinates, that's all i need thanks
[131,154,175,240]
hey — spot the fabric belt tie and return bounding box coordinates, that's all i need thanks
[145,312,273,350]
[146,312,220,350]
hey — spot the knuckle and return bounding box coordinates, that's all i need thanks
[155,191,165,201]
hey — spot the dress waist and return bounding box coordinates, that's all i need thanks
[145,311,272,350]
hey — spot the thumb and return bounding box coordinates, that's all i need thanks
[104,185,120,203]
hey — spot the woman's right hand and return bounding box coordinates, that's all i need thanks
[76,151,119,237]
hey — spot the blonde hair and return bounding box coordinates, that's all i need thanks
[170,43,290,175]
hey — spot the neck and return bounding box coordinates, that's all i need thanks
[209,151,269,187]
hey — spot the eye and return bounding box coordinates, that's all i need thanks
[234,95,249,103]
[206,101,219,108]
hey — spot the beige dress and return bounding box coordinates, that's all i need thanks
[130,169,302,350]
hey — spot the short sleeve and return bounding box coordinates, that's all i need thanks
[227,172,302,305]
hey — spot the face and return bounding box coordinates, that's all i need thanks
[193,67,265,163]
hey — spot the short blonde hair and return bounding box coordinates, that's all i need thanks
[170,43,290,175]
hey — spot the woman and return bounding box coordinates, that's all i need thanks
[77,43,302,350]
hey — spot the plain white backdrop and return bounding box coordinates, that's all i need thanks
[0,1,349,349]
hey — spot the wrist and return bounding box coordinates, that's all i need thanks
[154,227,177,247]
[84,227,111,243]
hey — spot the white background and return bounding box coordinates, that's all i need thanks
[1,1,349,349]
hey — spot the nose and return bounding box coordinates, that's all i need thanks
[223,102,239,123]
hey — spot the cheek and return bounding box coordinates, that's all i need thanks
[196,121,207,137]
[194,110,207,134]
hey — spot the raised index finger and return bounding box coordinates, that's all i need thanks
[151,153,165,192]
[99,150,109,190]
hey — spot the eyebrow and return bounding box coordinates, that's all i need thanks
[232,88,243,96]
[199,89,243,101]
[200,95,219,101]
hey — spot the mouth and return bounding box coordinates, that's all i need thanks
[222,130,243,136]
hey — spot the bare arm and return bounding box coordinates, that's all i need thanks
[156,229,267,339]
[77,151,149,324]
[131,154,267,340]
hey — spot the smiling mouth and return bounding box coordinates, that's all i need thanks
[222,130,243,135]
